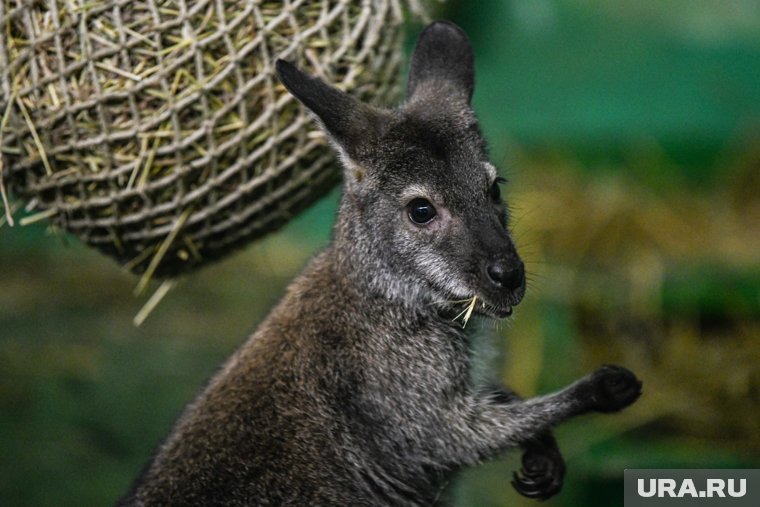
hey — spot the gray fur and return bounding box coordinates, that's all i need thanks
[119,21,641,506]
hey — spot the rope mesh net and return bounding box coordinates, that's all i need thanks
[0,0,421,278]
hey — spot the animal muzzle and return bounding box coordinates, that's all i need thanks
[486,258,525,292]
[467,217,526,311]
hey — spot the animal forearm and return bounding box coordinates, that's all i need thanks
[448,365,642,463]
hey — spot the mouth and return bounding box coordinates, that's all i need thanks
[445,294,517,328]
[472,279,527,319]
[432,278,524,325]
[476,299,514,319]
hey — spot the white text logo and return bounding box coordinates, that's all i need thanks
[637,478,746,498]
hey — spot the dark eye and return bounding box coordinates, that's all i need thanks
[407,198,437,225]
[490,176,506,201]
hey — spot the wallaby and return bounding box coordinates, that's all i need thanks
[118,21,642,506]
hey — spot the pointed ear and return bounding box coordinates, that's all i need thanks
[407,21,475,104]
[276,59,384,158]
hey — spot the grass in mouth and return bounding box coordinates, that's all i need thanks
[451,295,478,329]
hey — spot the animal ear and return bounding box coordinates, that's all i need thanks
[407,21,475,104]
[275,59,384,159]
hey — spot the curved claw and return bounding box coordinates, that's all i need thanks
[511,436,566,500]
[512,469,557,499]
[512,471,548,498]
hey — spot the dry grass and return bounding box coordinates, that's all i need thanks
[451,295,478,328]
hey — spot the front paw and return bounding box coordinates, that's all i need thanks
[511,434,565,500]
[589,365,642,413]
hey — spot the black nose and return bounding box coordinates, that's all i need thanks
[487,260,524,290]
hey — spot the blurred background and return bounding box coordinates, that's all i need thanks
[2,0,759,505]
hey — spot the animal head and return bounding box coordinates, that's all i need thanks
[277,21,525,319]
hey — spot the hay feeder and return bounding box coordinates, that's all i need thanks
[0,0,421,284]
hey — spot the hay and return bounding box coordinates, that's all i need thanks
[452,295,478,328]
[0,89,14,225]
[133,279,175,326]
[0,0,422,278]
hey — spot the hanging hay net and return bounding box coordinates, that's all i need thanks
[0,0,422,281]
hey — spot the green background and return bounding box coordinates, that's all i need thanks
[2,1,760,505]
